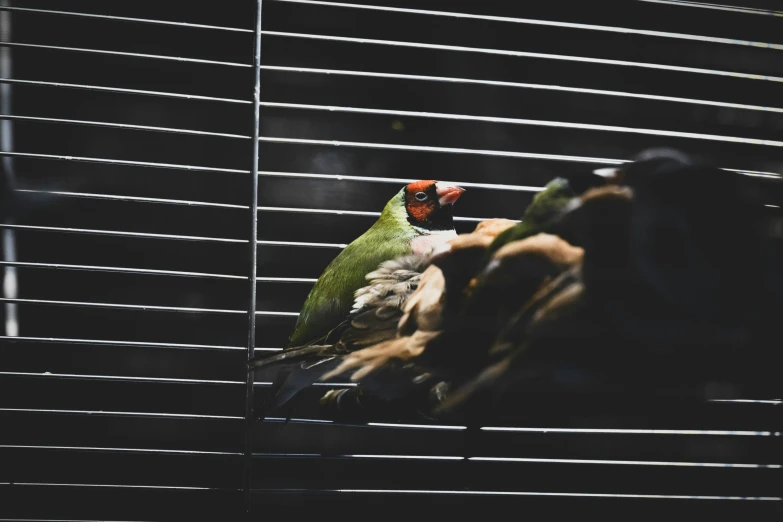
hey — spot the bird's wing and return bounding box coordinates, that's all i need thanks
[252,254,426,416]
[287,231,414,348]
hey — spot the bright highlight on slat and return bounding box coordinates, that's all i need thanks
[0,407,243,420]
[468,456,781,468]
[257,239,347,249]
[263,31,783,83]
[259,170,546,192]
[349,454,464,460]
[0,5,253,32]
[8,482,231,491]
[260,136,625,163]
[0,371,241,385]
[332,489,781,500]
[0,297,248,315]
[0,444,242,456]
[0,371,351,388]
[637,0,783,17]
[0,223,247,243]
[0,334,244,351]
[16,189,247,210]
[260,101,783,146]
[0,77,250,104]
[367,422,467,430]
[258,141,781,179]
[14,189,515,224]
[481,427,780,436]
[262,65,783,114]
[271,0,783,50]
[1,41,250,68]
[0,150,250,173]
[0,260,247,280]
[0,222,349,250]
[0,114,250,139]
[711,399,781,404]
[0,297,298,317]
[263,416,334,424]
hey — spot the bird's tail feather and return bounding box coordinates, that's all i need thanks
[247,344,334,369]
[268,357,343,417]
[250,343,348,419]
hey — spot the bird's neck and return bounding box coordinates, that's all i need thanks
[408,204,456,232]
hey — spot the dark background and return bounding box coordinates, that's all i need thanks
[0,0,780,519]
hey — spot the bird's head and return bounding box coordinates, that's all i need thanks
[403,180,465,231]
[592,147,695,185]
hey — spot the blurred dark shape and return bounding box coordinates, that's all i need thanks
[253,148,782,424]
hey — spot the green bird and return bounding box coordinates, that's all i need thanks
[481,177,577,266]
[250,180,465,417]
[288,179,466,348]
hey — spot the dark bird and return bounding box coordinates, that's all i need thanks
[441,149,783,413]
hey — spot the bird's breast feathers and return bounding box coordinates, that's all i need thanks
[409,228,458,256]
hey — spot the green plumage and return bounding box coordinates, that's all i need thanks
[288,187,416,347]
[482,177,576,262]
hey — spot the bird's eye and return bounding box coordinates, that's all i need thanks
[414,191,428,201]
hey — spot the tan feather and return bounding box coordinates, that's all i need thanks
[398,264,446,335]
[472,217,517,237]
[490,233,584,271]
[321,330,441,382]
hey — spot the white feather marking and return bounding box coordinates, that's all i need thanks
[410,229,457,256]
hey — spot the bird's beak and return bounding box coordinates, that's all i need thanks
[593,167,621,179]
[435,183,465,206]
[593,165,628,185]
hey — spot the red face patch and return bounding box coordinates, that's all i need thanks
[404,180,439,224]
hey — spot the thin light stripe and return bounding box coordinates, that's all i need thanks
[8,482,235,491]
[0,5,253,32]
[481,426,779,436]
[252,452,779,468]
[367,422,467,430]
[636,0,783,17]
[0,77,250,104]
[260,136,625,163]
[0,114,249,139]
[0,335,244,351]
[15,189,509,222]
[261,65,783,114]
[0,223,247,243]
[253,487,782,500]
[258,169,546,192]
[0,297,299,316]
[15,189,247,210]
[260,101,783,146]
[0,260,245,280]
[0,371,242,385]
[263,31,783,83]
[271,0,783,50]
[0,444,241,456]
[0,407,243,420]
[0,151,250,173]
[468,456,780,468]
[0,41,250,68]
[258,139,782,178]
[334,489,782,500]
